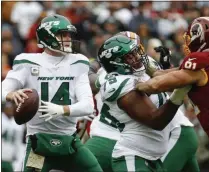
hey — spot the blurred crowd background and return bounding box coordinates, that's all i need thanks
[1,1,209,171]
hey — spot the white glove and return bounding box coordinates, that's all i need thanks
[170,85,192,105]
[38,101,64,122]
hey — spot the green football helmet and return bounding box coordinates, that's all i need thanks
[97,35,148,76]
[36,14,80,54]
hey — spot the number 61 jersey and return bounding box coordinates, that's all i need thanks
[180,52,209,137]
[5,52,90,136]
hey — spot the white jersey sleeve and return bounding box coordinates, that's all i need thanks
[2,54,32,102]
[68,55,94,117]
[69,53,90,76]
[5,54,31,86]
[2,79,23,103]
[70,72,94,117]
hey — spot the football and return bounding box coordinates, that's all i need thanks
[14,89,39,125]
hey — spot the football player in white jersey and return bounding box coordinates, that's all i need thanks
[2,14,102,172]
[87,34,191,171]
[88,69,199,172]
[86,32,199,172]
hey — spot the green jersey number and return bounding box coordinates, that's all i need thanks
[99,103,125,132]
[104,74,117,92]
[99,93,166,131]
[105,74,117,84]
[41,82,71,105]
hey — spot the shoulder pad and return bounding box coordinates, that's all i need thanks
[70,54,90,66]
[69,54,90,74]
[101,75,136,102]
[68,54,89,75]
[180,52,209,70]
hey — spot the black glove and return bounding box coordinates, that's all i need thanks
[154,46,171,69]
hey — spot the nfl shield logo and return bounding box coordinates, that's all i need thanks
[31,67,39,76]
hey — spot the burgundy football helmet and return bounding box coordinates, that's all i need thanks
[183,17,209,56]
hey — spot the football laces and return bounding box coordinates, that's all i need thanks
[16,98,25,112]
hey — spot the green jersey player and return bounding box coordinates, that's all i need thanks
[2,14,102,172]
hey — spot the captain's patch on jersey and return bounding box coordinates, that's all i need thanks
[31,67,39,76]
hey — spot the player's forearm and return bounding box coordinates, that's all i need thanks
[136,71,193,94]
[64,97,94,117]
[148,85,191,130]
[2,78,23,102]
[65,73,94,117]
[149,100,179,130]
[135,75,173,94]
[153,67,179,77]
[119,90,180,131]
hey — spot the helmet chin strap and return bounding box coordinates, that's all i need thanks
[197,42,206,52]
[39,40,67,55]
[49,45,68,55]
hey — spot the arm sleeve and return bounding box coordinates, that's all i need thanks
[6,64,28,86]
[69,73,94,117]
[2,64,28,103]
[2,79,23,103]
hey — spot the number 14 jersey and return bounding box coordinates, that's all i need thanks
[6,52,90,136]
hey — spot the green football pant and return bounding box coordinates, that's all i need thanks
[23,136,103,172]
[112,155,165,172]
[85,136,116,172]
[2,161,13,172]
[161,126,199,172]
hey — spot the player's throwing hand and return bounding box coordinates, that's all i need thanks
[6,88,33,106]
